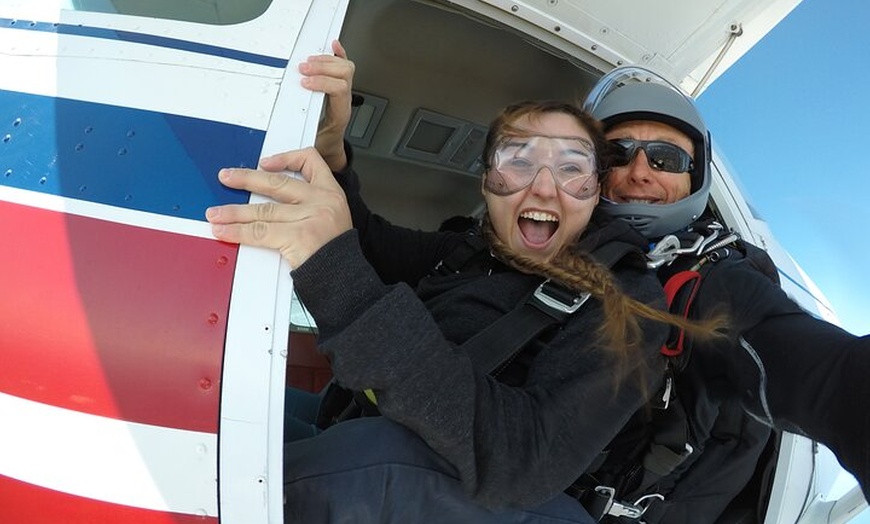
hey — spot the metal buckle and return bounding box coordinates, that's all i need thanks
[594,486,665,520]
[655,374,673,410]
[646,221,739,269]
[533,280,590,314]
[634,493,666,517]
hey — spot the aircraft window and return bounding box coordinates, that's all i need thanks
[290,290,317,334]
[407,120,455,154]
[69,0,271,25]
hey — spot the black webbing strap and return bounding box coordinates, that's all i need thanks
[590,240,641,269]
[432,234,489,276]
[465,280,590,374]
[635,395,693,493]
[462,239,637,375]
[583,487,615,522]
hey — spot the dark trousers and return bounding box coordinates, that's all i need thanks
[284,417,596,523]
[284,387,322,441]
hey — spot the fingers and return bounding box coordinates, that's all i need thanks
[206,147,353,268]
[299,39,354,100]
[205,200,290,227]
[301,72,352,102]
[256,148,312,176]
[300,41,354,172]
[331,39,347,59]
[213,147,340,206]
[299,46,354,96]
[208,207,345,269]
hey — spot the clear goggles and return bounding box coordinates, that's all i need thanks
[610,139,694,174]
[484,135,599,200]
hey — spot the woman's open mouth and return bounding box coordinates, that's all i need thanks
[518,210,558,246]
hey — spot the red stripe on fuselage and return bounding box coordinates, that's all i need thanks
[0,201,236,433]
[0,474,219,524]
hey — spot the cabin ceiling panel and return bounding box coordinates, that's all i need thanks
[444,0,801,94]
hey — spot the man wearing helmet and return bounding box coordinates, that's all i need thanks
[584,68,869,522]
[584,70,713,239]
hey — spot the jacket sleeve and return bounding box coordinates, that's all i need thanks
[291,231,668,509]
[743,313,870,499]
[692,257,870,498]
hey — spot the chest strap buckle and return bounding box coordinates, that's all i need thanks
[533,279,591,315]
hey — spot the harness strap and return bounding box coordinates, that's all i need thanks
[583,487,615,521]
[636,396,694,492]
[589,240,641,268]
[318,234,639,426]
[660,270,702,357]
[458,236,635,375]
[466,280,590,374]
[432,233,489,276]
[328,280,592,417]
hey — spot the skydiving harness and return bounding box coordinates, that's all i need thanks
[316,233,640,425]
[648,220,740,359]
[441,233,642,375]
[318,222,744,522]
[568,219,743,522]
[433,221,743,523]
[459,219,739,378]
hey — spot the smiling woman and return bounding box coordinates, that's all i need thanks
[480,103,603,264]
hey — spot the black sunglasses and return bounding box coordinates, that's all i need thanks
[610,139,694,174]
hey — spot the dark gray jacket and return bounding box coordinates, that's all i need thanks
[290,166,669,509]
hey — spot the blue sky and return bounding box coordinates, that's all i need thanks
[696,0,870,337]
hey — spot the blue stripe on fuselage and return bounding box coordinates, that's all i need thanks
[0,18,288,69]
[1,90,262,220]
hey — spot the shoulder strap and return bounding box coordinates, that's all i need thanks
[465,280,590,374]
[592,239,644,268]
[660,270,703,358]
[462,239,637,375]
[432,233,489,276]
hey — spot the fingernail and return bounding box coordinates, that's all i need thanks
[205,207,218,220]
[211,224,225,236]
[218,169,231,181]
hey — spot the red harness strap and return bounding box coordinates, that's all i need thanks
[661,270,702,357]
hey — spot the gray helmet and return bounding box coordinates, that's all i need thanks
[583,66,712,239]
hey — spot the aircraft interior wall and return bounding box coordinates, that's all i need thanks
[337,0,600,230]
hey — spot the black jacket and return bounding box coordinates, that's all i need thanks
[291,165,668,509]
[640,234,869,523]
[698,246,870,497]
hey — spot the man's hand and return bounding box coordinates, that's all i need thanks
[300,40,354,172]
[206,148,352,269]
